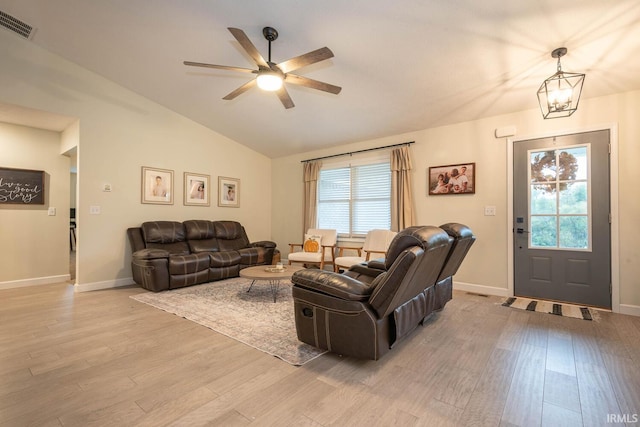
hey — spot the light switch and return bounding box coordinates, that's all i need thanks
[89,205,101,214]
[47,207,56,216]
[484,206,496,216]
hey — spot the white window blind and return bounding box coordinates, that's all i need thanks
[317,162,391,236]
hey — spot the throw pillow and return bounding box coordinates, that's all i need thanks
[303,234,322,253]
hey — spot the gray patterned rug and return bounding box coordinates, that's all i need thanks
[130,277,326,366]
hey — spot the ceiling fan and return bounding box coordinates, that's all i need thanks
[184,27,341,109]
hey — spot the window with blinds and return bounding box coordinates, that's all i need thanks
[317,162,391,236]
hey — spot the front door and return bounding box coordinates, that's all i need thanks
[513,130,611,308]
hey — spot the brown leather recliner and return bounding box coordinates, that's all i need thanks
[290,223,475,360]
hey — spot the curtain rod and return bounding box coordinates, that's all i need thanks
[300,141,414,163]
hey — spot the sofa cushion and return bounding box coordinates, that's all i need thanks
[215,221,251,251]
[291,269,376,301]
[188,239,219,253]
[146,241,190,255]
[142,221,190,255]
[214,221,244,239]
[184,220,219,253]
[142,221,186,243]
[184,220,215,239]
[168,252,210,275]
[208,251,242,267]
[209,265,240,282]
[170,270,210,289]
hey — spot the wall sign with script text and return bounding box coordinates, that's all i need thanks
[0,167,45,205]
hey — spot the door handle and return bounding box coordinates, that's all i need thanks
[516,228,529,234]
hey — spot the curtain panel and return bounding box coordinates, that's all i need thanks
[303,160,322,234]
[391,146,416,231]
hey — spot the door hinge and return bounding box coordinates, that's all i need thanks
[609,213,612,224]
[608,143,611,154]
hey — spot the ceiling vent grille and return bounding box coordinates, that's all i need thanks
[0,10,35,40]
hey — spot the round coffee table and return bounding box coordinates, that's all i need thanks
[239,265,305,302]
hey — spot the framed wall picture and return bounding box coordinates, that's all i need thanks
[218,176,240,207]
[141,166,174,204]
[0,167,45,205]
[184,172,210,206]
[428,162,475,195]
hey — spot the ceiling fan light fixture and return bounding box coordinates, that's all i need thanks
[256,72,283,91]
[183,26,340,108]
[537,47,585,119]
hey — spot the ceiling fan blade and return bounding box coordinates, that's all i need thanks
[277,47,334,74]
[276,86,295,109]
[227,27,269,68]
[222,79,257,100]
[285,74,342,95]
[183,61,256,73]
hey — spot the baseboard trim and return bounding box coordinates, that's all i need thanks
[74,277,136,293]
[619,304,640,317]
[453,281,509,297]
[0,274,71,290]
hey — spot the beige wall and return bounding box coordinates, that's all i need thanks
[1,26,638,314]
[271,90,640,314]
[0,30,271,290]
[0,123,70,286]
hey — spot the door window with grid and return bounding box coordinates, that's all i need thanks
[317,162,391,236]
[528,145,591,250]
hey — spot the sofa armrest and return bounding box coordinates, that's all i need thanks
[336,245,362,257]
[322,244,336,259]
[292,269,375,301]
[251,240,276,249]
[344,259,387,281]
[366,258,386,270]
[132,248,170,260]
[289,243,303,251]
[127,227,146,253]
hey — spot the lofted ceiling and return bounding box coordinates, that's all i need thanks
[2,0,640,158]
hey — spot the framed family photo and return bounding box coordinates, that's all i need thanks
[184,172,210,206]
[218,176,240,207]
[428,162,475,195]
[141,166,173,204]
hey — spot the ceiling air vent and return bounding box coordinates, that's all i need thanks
[0,10,35,40]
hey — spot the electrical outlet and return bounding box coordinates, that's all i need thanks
[47,207,56,216]
[89,205,101,215]
[484,206,496,216]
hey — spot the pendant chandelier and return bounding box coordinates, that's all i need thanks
[537,47,585,119]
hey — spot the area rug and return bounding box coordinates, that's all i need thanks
[130,277,326,366]
[501,297,600,321]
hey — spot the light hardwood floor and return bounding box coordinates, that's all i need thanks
[1,283,639,427]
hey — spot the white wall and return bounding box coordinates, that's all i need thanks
[271,90,640,313]
[0,123,70,286]
[0,30,272,290]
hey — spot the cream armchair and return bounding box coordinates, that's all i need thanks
[334,229,397,272]
[288,229,337,270]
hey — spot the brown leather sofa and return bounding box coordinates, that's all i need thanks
[127,220,276,292]
[290,223,475,360]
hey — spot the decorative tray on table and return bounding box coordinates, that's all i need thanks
[265,267,287,273]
